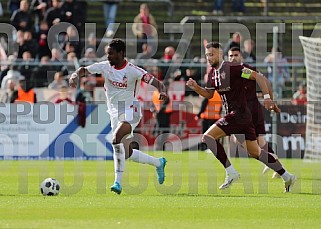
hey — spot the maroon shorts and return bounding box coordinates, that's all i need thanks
[216,108,257,141]
[247,100,266,136]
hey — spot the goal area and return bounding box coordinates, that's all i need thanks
[299,36,321,159]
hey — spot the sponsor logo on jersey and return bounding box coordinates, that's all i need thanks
[108,78,128,88]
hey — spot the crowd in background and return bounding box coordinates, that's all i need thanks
[0,1,306,106]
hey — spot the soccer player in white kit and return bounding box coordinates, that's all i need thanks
[69,39,168,194]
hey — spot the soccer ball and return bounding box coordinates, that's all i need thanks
[40,178,60,196]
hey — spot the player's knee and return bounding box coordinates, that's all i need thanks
[248,148,260,159]
[202,133,217,142]
[113,122,132,144]
[202,134,216,145]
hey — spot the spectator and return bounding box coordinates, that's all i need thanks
[10,0,33,31]
[241,39,256,63]
[0,43,8,71]
[32,55,51,87]
[103,0,121,37]
[212,0,245,15]
[44,0,62,27]
[151,81,172,151]
[36,20,51,59]
[30,0,51,29]
[11,76,37,103]
[63,25,81,58]
[83,33,102,57]
[47,48,68,83]
[74,76,96,128]
[212,0,223,15]
[0,79,16,103]
[223,32,242,58]
[79,47,97,67]
[54,85,74,104]
[292,82,307,105]
[18,51,35,81]
[18,30,38,59]
[159,46,176,81]
[1,68,21,90]
[135,43,154,60]
[8,0,20,16]
[195,91,222,150]
[62,42,77,59]
[132,3,157,53]
[60,0,87,32]
[232,0,245,14]
[75,76,96,104]
[48,71,68,90]
[62,51,77,74]
[264,47,290,98]
[184,66,200,96]
[0,55,17,85]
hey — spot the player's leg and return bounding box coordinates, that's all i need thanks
[258,135,280,178]
[110,121,132,194]
[246,140,296,192]
[123,121,167,185]
[203,124,240,189]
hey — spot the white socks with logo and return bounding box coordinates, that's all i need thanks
[113,143,125,184]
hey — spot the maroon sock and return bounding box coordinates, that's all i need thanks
[257,149,285,175]
[263,143,275,155]
[204,135,231,168]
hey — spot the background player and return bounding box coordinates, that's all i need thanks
[228,46,280,178]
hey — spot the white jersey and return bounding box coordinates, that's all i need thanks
[86,60,153,115]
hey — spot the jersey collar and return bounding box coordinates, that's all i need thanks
[113,60,127,70]
[214,60,224,70]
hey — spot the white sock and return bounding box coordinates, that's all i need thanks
[129,149,161,167]
[113,143,125,185]
[225,165,237,175]
[281,171,291,182]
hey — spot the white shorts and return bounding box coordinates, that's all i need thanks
[109,105,142,138]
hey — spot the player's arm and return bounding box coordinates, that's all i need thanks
[143,73,168,101]
[69,67,91,88]
[246,70,280,113]
[262,75,273,100]
[186,78,214,99]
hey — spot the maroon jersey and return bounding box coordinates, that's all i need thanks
[205,61,257,140]
[206,61,247,114]
[242,63,257,101]
[242,63,266,135]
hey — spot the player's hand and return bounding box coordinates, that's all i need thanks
[263,98,280,113]
[272,104,281,113]
[69,73,79,88]
[159,92,168,101]
[186,78,198,90]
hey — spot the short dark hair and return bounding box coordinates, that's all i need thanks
[206,42,223,49]
[229,46,241,53]
[109,39,126,55]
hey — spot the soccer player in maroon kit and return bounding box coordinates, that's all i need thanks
[228,46,280,178]
[186,42,296,192]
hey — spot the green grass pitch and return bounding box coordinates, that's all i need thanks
[1,151,321,228]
